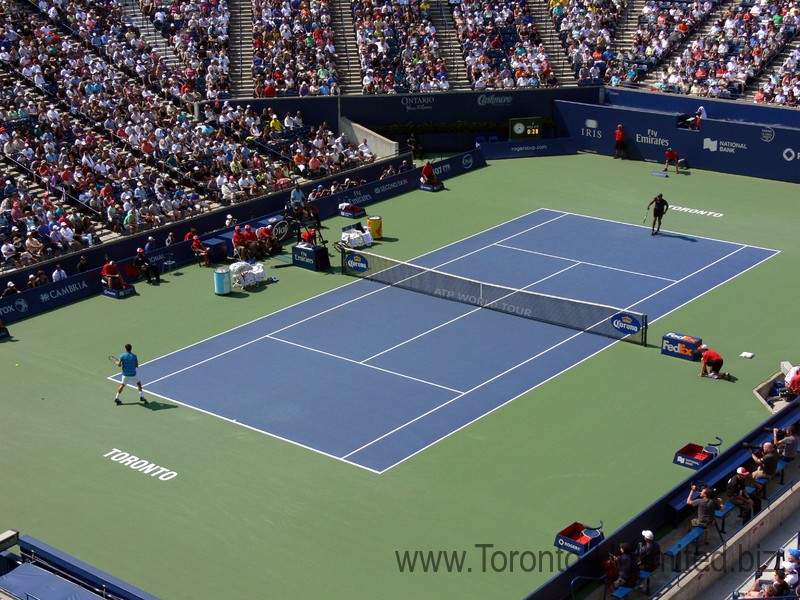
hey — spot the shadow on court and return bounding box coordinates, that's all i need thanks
[144,400,179,411]
[658,232,698,242]
[115,400,179,410]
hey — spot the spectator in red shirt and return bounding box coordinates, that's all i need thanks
[698,345,730,380]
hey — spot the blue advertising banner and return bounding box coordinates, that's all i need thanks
[603,88,800,129]
[0,242,196,325]
[0,268,103,325]
[555,100,800,183]
[478,137,577,160]
[225,88,600,130]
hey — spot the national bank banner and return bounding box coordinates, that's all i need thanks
[555,100,800,184]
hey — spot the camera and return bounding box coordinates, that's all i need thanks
[742,442,762,450]
[766,426,787,441]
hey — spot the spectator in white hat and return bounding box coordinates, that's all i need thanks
[636,530,661,574]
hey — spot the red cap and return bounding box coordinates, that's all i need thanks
[193,235,199,240]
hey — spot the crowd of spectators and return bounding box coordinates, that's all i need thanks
[5,0,382,200]
[141,0,231,100]
[352,0,451,93]
[754,45,800,105]
[251,0,340,97]
[648,0,798,98]
[26,0,214,106]
[550,0,624,83]
[453,0,558,89]
[617,0,717,83]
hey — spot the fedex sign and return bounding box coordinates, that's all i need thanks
[661,332,703,361]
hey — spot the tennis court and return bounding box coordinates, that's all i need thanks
[114,209,777,473]
[7,154,800,600]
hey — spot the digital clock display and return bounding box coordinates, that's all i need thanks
[509,117,543,140]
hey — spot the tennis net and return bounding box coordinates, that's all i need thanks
[340,249,647,345]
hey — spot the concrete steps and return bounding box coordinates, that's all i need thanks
[427,0,470,90]
[527,1,578,86]
[227,0,253,98]
[117,0,182,69]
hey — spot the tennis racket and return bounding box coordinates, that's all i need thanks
[108,355,119,364]
[642,208,650,224]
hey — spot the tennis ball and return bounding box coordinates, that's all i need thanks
[15,363,19,367]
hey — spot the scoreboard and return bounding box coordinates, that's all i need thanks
[509,117,543,140]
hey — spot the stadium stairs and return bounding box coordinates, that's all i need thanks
[334,2,362,94]
[611,0,647,57]
[227,0,254,98]
[636,0,734,91]
[528,0,580,86]
[118,0,183,71]
[742,35,800,103]
[427,0,471,91]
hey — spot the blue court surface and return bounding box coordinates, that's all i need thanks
[118,210,778,473]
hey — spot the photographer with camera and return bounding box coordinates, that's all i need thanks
[726,467,761,523]
[773,425,798,460]
[750,441,779,480]
[686,484,722,543]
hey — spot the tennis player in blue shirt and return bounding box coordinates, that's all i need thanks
[115,344,147,405]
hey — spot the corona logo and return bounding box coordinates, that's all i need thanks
[611,313,641,334]
[346,254,369,272]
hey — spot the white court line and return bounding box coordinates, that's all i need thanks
[558,209,780,252]
[362,262,580,363]
[266,335,464,394]
[135,209,568,370]
[130,207,779,473]
[344,242,774,468]
[343,326,590,460]
[372,246,779,473]
[146,327,463,394]
[495,243,679,283]
[143,211,570,383]
[108,387,384,475]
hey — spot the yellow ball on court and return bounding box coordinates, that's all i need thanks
[15,363,19,367]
